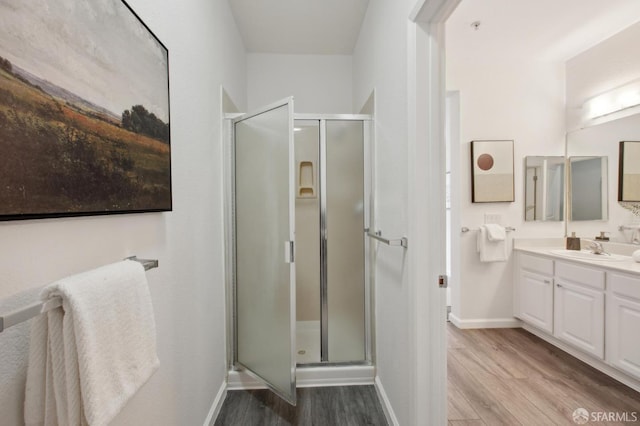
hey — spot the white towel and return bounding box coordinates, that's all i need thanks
[483,223,506,241]
[477,225,508,262]
[25,260,159,426]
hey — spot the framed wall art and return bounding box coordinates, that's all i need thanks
[619,141,640,202]
[0,0,171,220]
[470,140,514,203]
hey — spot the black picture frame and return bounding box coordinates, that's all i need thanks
[470,140,515,203]
[0,0,171,221]
[618,141,640,202]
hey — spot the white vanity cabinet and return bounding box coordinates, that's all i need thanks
[553,261,605,359]
[514,248,640,391]
[515,254,554,333]
[606,272,640,380]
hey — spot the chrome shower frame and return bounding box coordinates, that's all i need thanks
[223,112,375,369]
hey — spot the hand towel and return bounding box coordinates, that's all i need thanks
[25,260,159,426]
[0,286,42,425]
[483,223,506,241]
[632,228,640,244]
[477,225,508,262]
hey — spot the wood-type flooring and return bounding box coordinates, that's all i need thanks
[215,385,388,426]
[447,324,640,425]
[214,325,640,425]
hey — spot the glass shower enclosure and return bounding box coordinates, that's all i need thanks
[227,98,372,405]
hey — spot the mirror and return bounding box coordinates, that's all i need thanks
[568,156,608,221]
[524,156,565,221]
[566,113,640,242]
[619,141,640,201]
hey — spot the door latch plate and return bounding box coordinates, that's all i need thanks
[438,275,448,288]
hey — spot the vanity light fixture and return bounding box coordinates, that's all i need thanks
[584,78,640,121]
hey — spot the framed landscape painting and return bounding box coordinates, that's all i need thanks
[0,0,171,220]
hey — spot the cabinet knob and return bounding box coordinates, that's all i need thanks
[556,283,562,288]
[544,280,551,284]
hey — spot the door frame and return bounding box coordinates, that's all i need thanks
[408,0,461,424]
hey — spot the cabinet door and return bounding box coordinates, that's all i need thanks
[518,270,553,333]
[607,274,640,380]
[554,279,604,359]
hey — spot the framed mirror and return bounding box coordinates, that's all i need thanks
[524,156,565,221]
[568,156,608,221]
[619,141,640,201]
[566,114,640,242]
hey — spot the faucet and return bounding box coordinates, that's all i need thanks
[587,241,610,256]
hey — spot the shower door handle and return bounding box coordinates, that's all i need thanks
[284,241,295,263]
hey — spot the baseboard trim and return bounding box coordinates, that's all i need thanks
[227,365,375,390]
[449,313,522,329]
[374,376,399,426]
[203,381,227,426]
[522,324,640,393]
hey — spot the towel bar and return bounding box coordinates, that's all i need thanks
[365,229,408,248]
[619,225,640,231]
[461,226,516,233]
[0,256,158,333]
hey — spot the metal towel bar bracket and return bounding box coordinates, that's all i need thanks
[125,256,159,271]
[365,229,408,249]
[0,256,158,333]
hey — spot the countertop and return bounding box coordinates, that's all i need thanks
[514,245,640,276]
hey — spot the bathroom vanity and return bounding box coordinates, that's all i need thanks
[513,245,640,392]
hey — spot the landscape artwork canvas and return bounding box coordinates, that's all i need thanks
[0,0,171,220]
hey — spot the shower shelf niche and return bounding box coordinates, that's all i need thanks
[297,160,316,198]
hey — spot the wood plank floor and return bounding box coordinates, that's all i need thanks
[215,385,388,426]
[448,324,640,425]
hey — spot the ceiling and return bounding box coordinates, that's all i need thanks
[447,0,640,62]
[228,0,370,55]
[229,0,640,59]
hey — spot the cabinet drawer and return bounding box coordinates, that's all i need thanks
[556,261,605,290]
[609,272,640,301]
[519,253,553,276]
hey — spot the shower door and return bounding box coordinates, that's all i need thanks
[293,117,369,364]
[233,98,297,404]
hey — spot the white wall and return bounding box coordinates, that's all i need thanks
[566,22,640,132]
[446,15,640,325]
[0,0,246,424]
[247,53,353,113]
[353,0,413,423]
[446,53,566,324]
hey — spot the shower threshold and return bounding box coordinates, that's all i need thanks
[228,364,375,389]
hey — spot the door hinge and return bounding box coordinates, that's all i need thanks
[438,275,448,288]
[285,241,295,263]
